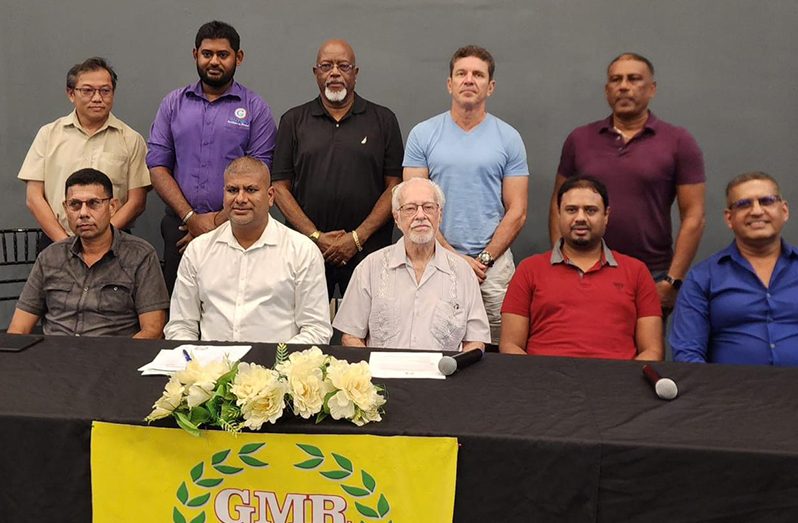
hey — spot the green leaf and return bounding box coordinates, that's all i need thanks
[187,493,211,507]
[189,406,212,426]
[190,462,203,482]
[212,450,230,465]
[355,502,379,518]
[173,507,186,523]
[175,411,200,437]
[239,455,268,467]
[315,410,328,424]
[275,343,288,366]
[362,470,376,492]
[189,512,206,523]
[321,469,351,480]
[377,494,390,517]
[214,465,243,475]
[176,482,188,504]
[239,442,265,455]
[196,478,223,488]
[341,485,371,497]
[332,453,353,472]
[294,458,323,469]
[296,443,323,457]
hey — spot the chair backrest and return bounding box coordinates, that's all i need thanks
[0,228,43,301]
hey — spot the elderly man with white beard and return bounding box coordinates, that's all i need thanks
[333,178,490,351]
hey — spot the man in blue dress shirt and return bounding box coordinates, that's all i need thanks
[671,172,798,366]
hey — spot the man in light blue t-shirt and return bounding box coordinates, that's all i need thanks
[403,45,529,344]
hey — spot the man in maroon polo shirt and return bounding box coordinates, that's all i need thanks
[548,53,705,312]
[502,177,663,360]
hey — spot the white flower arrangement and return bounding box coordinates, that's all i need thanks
[145,345,387,436]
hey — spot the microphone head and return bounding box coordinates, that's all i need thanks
[438,355,457,376]
[654,378,678,400]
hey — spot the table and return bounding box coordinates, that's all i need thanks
[1,336,798,522]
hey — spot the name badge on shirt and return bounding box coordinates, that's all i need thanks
[227,107,250,129]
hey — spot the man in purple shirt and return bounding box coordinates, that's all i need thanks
[548,53,705,312]
[147,20,277,292]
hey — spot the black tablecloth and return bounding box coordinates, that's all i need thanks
[1,336,797,522]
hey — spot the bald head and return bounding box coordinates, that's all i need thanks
[316,39,356,65]
[224,156,270,185]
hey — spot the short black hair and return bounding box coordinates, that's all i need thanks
[607,52,655,76]
[449,45,495,80]
[195,20,240,52]
[66,57,118,90]
[64,168,113,198]
[726,171,781,200]
[557,176,609,209]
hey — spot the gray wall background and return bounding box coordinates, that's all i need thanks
[2,1,797,323]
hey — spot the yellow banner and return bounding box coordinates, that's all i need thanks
[91,422,457,523]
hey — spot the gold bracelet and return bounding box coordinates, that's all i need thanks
[352,230,363,252]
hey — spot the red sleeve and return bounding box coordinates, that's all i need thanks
[501,257,537,317]
[633,261,662,318]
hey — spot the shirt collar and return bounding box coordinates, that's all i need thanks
[214,216,278,251]
[68,226,119,259]
[310,92,366,118]
[186,80,243,101]
[718,239,798,264]
[63,110,122,134]
[598,111,659,135]
[388,239,453,274]
[551,239,618,267]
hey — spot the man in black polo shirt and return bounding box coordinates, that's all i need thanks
[272,39,404,299]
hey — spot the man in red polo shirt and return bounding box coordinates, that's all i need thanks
[500,177,663,360]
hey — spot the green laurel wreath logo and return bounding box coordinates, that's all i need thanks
[294,443,392,522]
[172,441,392,522]
[172,442,268,523]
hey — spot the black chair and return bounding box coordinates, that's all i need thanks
[0,228,43,302]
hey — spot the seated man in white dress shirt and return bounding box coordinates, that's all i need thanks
[333,177,490,351]
[165,156,332,344]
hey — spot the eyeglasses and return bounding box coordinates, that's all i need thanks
[399,203,439,217]
[65,197,112,211]
[314,62,355,73]
[728,195,782,211]
[72,86,114,99]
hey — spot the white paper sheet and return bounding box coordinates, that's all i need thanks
[368,351,446,379]
[138,344,252,376]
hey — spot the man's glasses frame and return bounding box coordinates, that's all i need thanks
[65,197,112,211]
[728,195,782,211]
[72,86,114,99]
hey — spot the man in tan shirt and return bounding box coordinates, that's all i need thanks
[18,57,150,247]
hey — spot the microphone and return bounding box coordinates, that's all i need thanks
[642,364,678,400]
[438,348,484,376]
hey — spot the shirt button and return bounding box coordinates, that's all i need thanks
[75,333,80,337]
[336,124,339,128]
[83,287,88,293]
[770,343,776,349]
[766,293,772,298]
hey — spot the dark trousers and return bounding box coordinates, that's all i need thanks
[161,210,184,295]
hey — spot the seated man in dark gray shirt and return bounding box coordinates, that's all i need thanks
[8,168,169,338]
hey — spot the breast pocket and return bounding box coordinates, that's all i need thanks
[99,282,135,314]
[43,281,74,312]
[430,300,467,351]
[96,152,128,197]
[369,297,400,346]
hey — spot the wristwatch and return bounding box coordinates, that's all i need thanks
[663,275,683,289]
[476,250,495,267]
[308,230,321,243]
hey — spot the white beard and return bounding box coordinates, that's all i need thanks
[325,86,347,102]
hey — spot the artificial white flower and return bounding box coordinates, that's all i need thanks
[145,376,184,421]
[276,346,328,378]
[326,359,380,411]
[232,363,287,429]
[176,359,231,408]
[328,390,355,420]
[288,372,332,418]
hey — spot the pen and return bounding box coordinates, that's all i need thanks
[182,349,192,362]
